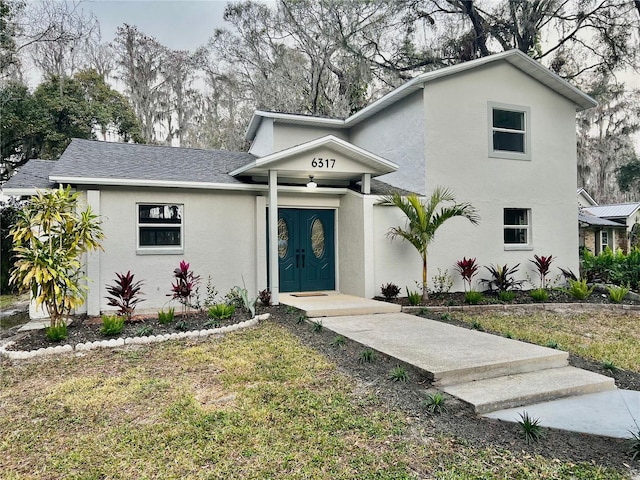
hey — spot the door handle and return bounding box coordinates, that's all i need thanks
[295,249,300,268]
[301,249,305,268]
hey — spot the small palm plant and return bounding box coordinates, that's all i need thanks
[530,254,554,289]
[105,271,145,322]
[455,257,480,292]
[381,188,480,302]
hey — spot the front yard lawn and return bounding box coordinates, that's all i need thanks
[453,310,640,371]
[0,321,626,479]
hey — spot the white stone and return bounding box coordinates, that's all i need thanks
[199,329,208,337]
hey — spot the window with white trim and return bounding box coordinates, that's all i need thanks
[504,208,530,246]
[488,102,531,160]
[601,231,609,249]
[138,204,183,250]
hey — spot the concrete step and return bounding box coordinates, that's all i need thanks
[280,293,401,317]
[443,366,616,414]
[432,349,569,387]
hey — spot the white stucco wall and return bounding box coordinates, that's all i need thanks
[423,62,580,291]
[249,118,274,157]
[373,203,423,296]
[338,191,366,296]
[350,90,426,195]
[97,187,257,313]
[273,124,349,153]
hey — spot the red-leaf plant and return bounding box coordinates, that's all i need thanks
[454,257,480,292]
[171,260,201,313]
[105,271,145,322]
[530,254,554,289]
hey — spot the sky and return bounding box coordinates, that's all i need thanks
[79,0,232,50]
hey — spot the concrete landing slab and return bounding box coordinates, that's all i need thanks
[280,293,401,317]
[320,313,568,385]
[444,366,615,413]
[485,389,640,439]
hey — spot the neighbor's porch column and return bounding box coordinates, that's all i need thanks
[268,170,279,305]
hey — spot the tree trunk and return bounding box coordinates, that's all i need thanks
[422,254,429,303]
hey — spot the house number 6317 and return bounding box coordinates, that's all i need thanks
[311,157,336,168]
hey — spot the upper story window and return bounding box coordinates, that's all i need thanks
[488,102,531,161]
[137,204,183,253]
[504,208,532,250]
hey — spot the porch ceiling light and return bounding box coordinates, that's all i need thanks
[307,175,317,189]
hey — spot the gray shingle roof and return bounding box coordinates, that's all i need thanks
[578,212,625,227]
[51,138,255,185]
[2,159,57,190]
[583,203,640,219]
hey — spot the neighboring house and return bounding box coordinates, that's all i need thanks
[582,202,640,254]
[3,49,596,316]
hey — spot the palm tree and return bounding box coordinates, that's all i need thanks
[381,187,480,302]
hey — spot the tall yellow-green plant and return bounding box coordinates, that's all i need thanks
[9,186,103,328]
[381,188,479,302]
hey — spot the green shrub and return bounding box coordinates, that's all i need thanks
[464,290,483,305]
[470,319,483,331]
[389,366,409,382]
[45,322,68,342]
[566,278,594,300]
[545,340,558,349]
[406,287,421,305]
[175,319,188,331]
[101,315,125,336]
[431,268,453,294]
[158,307,175,324]
[530,288,549,302]
[518,411,544,444]
[208,303,236,320]
[359,348,375,363]
[607,285,629,303]
[332,335,346,347]
[601,360,617,371]
[581,247,640,288]
[498,290,516,302]
[312,320,323,332]
[135,325,153,337]
[481,263,524,292]
[424,392,447,414]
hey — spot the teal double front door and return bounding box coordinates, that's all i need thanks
[277,209,335,292]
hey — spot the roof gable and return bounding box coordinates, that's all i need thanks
[230,135,397,181]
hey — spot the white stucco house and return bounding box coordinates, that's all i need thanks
[3,49,596,315]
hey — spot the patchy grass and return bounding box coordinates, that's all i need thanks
[0,322,627,479]
[456,310,640,372]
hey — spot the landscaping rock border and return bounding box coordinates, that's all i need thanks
[0,313,270,360]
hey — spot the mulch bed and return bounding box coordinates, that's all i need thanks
[376,288,640,306]
[4,308,254,352]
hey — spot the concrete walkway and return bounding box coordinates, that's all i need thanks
[317,311,639,439]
